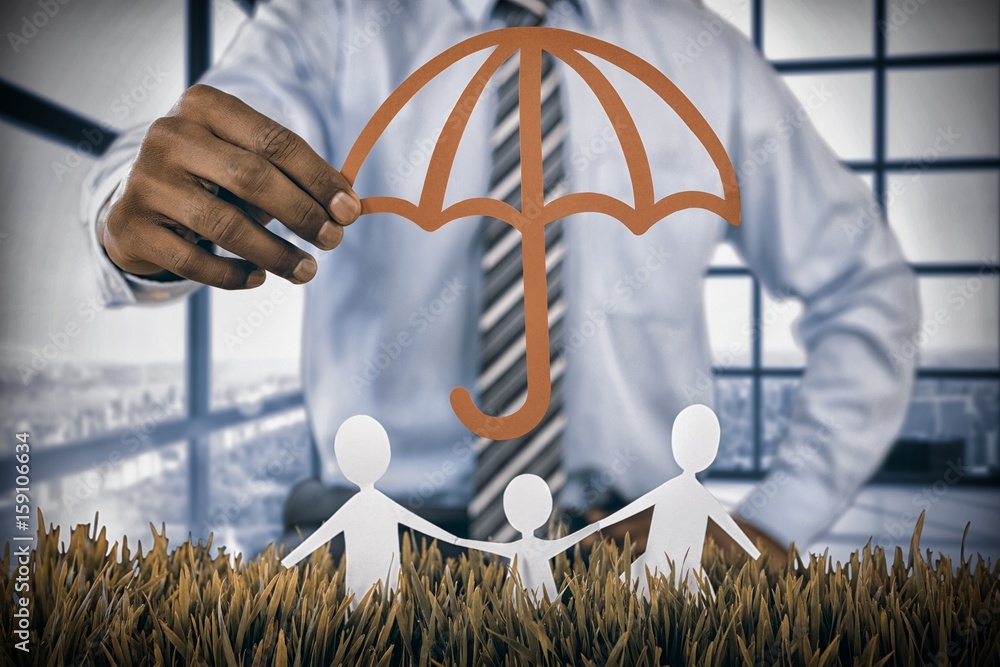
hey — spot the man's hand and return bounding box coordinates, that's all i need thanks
[99,84,361,289]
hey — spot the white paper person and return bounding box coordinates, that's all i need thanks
[280,415,461,607]
[598,404,761,598]
[456,474,599,600]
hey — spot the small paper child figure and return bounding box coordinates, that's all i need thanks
[598,404,761,598]
[281,415,461,607]
[457,474,599,600]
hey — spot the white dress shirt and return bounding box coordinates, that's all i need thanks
[82,0,920,547]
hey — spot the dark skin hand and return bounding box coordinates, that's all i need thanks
[98,84,362,288]
[582,507,790,569]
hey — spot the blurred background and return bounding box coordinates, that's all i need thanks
[0,0,997,562]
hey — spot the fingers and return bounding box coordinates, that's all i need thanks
[155,181,318,284]
[174,126,346,251]
[125,220,266,290]
[177,85,362,226]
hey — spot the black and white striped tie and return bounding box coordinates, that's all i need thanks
[469,0,568,541]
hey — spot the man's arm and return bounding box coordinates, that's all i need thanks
[82,0,355,307]
[723,36,920,548]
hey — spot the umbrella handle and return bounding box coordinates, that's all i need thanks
[450,224,552,441]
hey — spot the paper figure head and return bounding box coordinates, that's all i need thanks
[503,474,553,534]
[335,415,390,487]
[672,404,720,473]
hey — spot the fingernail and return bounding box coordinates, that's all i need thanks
[330,191,361,224]
[292,256,317,283]
[316,220,343,250]
[246,269,266,288]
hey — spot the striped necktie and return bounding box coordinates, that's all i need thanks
[470,0,567,541]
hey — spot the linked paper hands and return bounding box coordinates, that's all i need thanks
[280,406,759,607]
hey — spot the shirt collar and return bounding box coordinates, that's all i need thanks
[453,0,590,28]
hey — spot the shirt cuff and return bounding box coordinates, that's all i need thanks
[84,169,200,307]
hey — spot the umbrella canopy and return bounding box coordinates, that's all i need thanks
[341,27,741,441]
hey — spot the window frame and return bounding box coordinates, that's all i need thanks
[707,0,1000,483]
[2,1,997,537]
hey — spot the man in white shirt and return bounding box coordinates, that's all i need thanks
[84,0,920,556]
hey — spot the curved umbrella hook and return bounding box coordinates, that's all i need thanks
[450,224,552,440]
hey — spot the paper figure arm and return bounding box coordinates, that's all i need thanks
[455,538,518,559]
[280,501,352,568]
[596,488,660,532]
[708,496,762,560]
[542,522,602,557]
[394,505,462,546]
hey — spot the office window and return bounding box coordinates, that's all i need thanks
[0,1,307,548]
[2,1,997,551]
[706,0,1000,482]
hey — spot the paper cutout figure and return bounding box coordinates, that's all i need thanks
[340,27,741,441]
[456,474,599,599]
[280,415,461,607]
[598,404,761,598]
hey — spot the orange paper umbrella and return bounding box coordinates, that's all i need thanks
[341,27,741,441]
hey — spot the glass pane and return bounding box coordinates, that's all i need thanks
[916,276,999,368]
[888,170,1000,264]
[703,0,753,39]
[713,376,754,471]
[762,378,1000,480]
[887,67,1000,160]
[782,72,874,161]
[30,442,189,545]
[899,379,999,479]
[212,0,252,63]
[886,0,1000,56]
[762,376,800,469]
[710,241,746,267]
[211,280,304,410]
[762,289,805,368]
[205,408,312,556]
[0,125,187,450]
[764,0,874,59]
[704,277,753,367]
[0,1,184,130]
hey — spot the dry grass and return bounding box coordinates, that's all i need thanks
[2,512,998,666]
